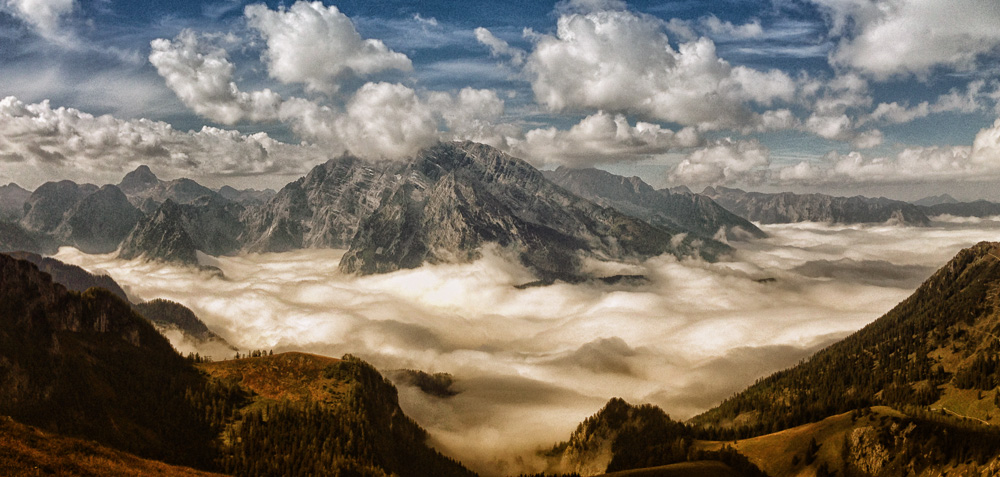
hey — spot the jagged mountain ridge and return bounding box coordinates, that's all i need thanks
[217,185,276,206]
[18,181,144,254]
[336,141,731,277]
[703,186,931,226]
[118,165,222,213]
[544,166,766,241]
[242,141,732,278]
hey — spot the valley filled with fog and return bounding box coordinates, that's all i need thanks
[55,217,1000,475]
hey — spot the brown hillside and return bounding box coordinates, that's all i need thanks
[0,417,228,477]
[198,352,345,404]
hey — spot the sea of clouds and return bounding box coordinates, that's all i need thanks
[54,218,1000,475]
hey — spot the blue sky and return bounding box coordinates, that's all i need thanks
[2,0,1000,199]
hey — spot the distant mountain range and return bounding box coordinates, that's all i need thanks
[5,141,1000,279]
[702,186,932,226]
[0,141,743,280]
[544,167,766,241]
[912,193,959,207]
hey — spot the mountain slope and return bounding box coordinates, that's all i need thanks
[696,406,1000,477]
[0,253,477,476]
[4,251,129,301]
[0,253,218,468]
[19,180,98,234]
[339,142,730,278]
[199,352,476,477]
[695,241,1000,435]
[0,417,226,477]
[135,299,233,352]
[0,183,30,221]
[541,398,764,476]
[0,222,54,255]
[544,167,766,241]
[703,186,930,225]
[52,185,144,253]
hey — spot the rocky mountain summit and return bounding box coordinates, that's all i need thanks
[118,165,220,210]
[243,141,732,279]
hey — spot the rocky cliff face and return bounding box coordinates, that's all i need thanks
[241,155,401,253]
[703,186,930,226]
[118,200,199,265]
[337,142,730,278]
[175,195,244,256]
[545,167,766,241]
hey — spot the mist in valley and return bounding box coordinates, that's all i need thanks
[54,217,1000,475]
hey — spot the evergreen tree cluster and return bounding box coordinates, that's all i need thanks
[555,398,768,476]
[201,355,475,477]
[954,354,1000,390]
[696,243,1000,439]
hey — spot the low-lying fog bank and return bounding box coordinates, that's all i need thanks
[54,218,1000,475]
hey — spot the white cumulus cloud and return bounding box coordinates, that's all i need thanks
[0,95,329,188]
[3,0,74,40]
[812,0,1000,79]
[670,138,770,186]
[336,82,439,160]
[510,111,700,168]
[149,30,283,125]
[245,1,412,94]
[474,27,526,66]
[524,7,798,130]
